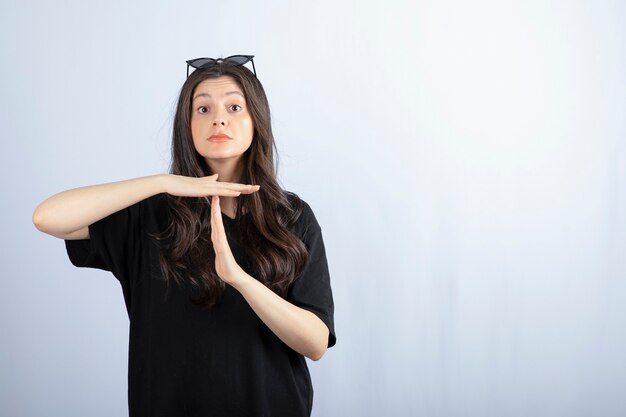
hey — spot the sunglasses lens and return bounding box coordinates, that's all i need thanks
[224,55,252,66]
[190,58,215,69]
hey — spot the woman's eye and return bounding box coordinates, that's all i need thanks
[198,106,209,114]
[230,104,242,111]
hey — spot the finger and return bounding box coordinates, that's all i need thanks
[211,195,220,223]
[218,184,260,195]
[205,186,259,197]
[212,189,243,197]
[238,184,261,194]
[210,196,218,245]
[207,181,261,192]
[210,196,226,251]
[214,196,225,237]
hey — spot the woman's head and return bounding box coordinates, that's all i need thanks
[190,76,254,172]
[171,63,276,180]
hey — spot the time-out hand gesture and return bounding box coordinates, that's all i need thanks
[164,173,260,198]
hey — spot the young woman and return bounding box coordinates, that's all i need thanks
[32,55,336,417]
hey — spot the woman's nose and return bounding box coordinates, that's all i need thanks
[212,109,228,126]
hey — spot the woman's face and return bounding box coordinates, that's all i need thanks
[190,76,254,168]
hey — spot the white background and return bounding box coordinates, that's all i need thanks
[2,0,625,416]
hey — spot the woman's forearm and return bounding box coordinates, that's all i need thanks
[33,174,167,238]
[231,271,330,361]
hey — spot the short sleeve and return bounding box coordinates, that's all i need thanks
[64,197,146,287]
[287,201,336,348]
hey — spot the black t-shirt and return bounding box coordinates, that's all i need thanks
[64,192,336,417]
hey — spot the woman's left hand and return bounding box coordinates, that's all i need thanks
[210,195,245,285]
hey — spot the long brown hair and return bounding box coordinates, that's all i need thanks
[157,63,309,308]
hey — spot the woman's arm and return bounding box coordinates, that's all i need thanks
[232,273,330,361]
[209,195,330,361]
[33,175,166,239]
[33,174,260,239]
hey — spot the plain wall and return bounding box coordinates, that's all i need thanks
[1,0,625,416]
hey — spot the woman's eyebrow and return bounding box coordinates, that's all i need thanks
[193,91,244,101]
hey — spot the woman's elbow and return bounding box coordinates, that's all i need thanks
[308,345,328,362]
[32,205,48,232]
[300,312,330,361]
[306,330,329,361]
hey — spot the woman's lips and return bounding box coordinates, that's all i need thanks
[208,134,231,142]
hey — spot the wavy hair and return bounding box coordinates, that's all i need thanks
[156,63,309,308]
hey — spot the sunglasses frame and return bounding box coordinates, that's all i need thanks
[186,55,256,78]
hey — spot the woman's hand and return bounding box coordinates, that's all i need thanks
[163,173,260,197]
[210,195,245,285]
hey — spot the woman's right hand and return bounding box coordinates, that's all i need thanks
[163,173,261,198]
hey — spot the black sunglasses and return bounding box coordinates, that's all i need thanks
[186,55,256,78]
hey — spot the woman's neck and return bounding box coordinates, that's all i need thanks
[206,158,244,183]
[206,158,245,218]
